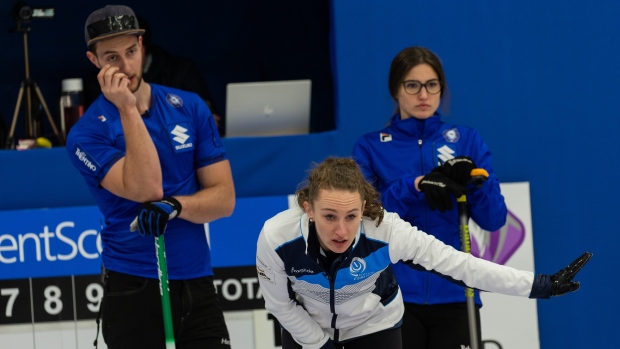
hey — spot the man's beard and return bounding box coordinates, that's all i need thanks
[130,73,143,93]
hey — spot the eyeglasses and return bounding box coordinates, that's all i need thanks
[402,79,442,95]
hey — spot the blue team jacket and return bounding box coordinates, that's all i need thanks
[352,113,507,305]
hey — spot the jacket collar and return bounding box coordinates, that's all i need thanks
[387,113,443,139]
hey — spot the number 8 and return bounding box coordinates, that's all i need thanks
[44,285,63,315]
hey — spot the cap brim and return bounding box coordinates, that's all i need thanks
[87,29,145,47]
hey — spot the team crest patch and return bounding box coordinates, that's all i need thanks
[349,257,372,280]
[442,128,460,143]
[166,93,183,108]
[349,257,367,276]
[380,133,392,142]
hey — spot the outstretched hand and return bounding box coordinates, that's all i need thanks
[129,197,182,237]
[551,252,593,296]
[530,252,593,299]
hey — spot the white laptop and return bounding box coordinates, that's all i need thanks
[225,79,312,137]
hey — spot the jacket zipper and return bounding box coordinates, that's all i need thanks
[328,256,345,342]
[418,138,431,304]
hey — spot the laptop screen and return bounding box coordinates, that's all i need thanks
[225,79,312,137]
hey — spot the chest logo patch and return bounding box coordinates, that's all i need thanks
[437,145,456,165]
[380,133,392,142]
[442,128,460,143]
[169,124,193,152]
[349,257,367,276]
[171,125,189,144]
[166,93,183,108]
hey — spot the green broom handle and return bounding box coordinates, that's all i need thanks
[155,236,176,349]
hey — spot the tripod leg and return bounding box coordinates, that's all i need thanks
[6,83,25,149]
[33,83,64,145]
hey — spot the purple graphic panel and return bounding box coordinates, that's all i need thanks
[470,209,525,265]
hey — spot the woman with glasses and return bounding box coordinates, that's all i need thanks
[351,46,507,348]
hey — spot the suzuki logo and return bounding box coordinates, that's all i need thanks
[171,125,189,144]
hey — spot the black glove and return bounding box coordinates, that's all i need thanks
[129,197,182,237]
[529,252,593,299]
[434,156,477,186]
[418,172,467,212]
[551,252,593,296]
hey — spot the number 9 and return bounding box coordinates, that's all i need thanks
[86,283,104,312]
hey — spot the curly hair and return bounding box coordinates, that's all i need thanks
[296,157,384,226]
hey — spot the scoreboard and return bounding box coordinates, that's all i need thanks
[0,196,290,326]
[0,266,266,325]
[0,275,102,325]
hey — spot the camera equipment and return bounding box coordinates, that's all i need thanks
[6,1,61,148]
[12,1,55,23]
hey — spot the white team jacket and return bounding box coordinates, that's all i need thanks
[256,207,534,349]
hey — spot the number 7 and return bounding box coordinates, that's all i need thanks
[1,288,19,318]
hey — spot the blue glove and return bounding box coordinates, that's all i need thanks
[129,197,182,237]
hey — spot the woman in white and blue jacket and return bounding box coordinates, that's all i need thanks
[352,46,508,348]
[255,157,590,349]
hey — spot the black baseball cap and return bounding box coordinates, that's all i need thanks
[84,5,145,47]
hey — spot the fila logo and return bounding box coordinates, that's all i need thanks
[171,125,190,144]
[437,145,455,164]
[380,133,392,142]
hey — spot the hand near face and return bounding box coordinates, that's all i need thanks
[97,64,136,110]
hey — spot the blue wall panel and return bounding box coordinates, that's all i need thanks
[0,0,616,347]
